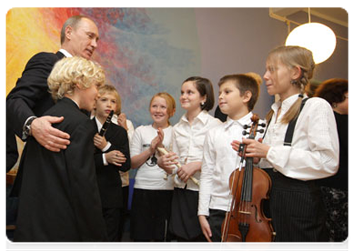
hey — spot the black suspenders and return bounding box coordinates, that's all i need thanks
[283,98,309,146]
[264,98,309,146]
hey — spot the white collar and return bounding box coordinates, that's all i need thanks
[181,110,209,125]
[59,48,73,58]
[224,112,253,130]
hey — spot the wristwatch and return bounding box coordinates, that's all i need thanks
[22,116,37,139]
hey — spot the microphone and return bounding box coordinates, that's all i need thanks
[99,110,114,136]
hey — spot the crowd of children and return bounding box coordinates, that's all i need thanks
[10,45,343,242]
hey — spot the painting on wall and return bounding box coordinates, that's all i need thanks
[6,7,201,127]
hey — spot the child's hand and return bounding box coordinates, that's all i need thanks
[156,128,164,148]
[198,215,212,242]
[93,133,108,150]
[157,152,178,174]
[106,150,126,166]
[117,113,128,130]
[177,162,200,183]
[149,129,164,154]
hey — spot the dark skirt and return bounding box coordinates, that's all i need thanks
[265,169,329,242]
[320,186,348,242]
[169,188,205,241]
[130,188,173,241]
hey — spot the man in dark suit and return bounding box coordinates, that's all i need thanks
[6,15,99,152]
[6,15,99,196]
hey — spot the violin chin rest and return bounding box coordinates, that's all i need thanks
[226,234,250,251]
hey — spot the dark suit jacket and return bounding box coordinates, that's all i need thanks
[7,51,64,193]
[93,119,131,208]
[14,98,107,242]
[6,51,65,139]
[6,118,18,172]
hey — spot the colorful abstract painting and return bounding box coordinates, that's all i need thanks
[6,8,201,127]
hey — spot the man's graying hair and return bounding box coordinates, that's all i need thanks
[60,15,92,44]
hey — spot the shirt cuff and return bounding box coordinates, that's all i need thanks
[102,141,111,152]
[102,153,108,166]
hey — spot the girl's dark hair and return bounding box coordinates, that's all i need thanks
[183,76,215,111]
[314,78,348,106]
[218,74,261,111]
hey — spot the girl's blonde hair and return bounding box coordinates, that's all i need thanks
[48,56,105,102]
[265,46,315,123]
[98,85,122,115]
[149,92,176,125]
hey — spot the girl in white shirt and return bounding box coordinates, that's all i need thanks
[158,76,221,241]
[129,92,176,241]
[232,46,339,241]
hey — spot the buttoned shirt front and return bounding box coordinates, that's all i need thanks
[198,112,265,216]
[259,94,339,181]
[172,110,221,191]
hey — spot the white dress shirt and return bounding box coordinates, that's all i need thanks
[172,110,222,191]
[259,94,339,181]
[198,112,265,216]
[59,48,72,57]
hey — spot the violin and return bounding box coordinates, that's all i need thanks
[221,114,275,242]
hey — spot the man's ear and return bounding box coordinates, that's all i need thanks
[65,25,73,41]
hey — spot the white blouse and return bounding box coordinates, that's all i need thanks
[259,94,339,181]
[198,112,265,216]
[172,110,222,191]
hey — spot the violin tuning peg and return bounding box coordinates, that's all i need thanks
[243,124,250,129]
[242,131,249,136]
[259,123,266,127]
[257,129,264,133]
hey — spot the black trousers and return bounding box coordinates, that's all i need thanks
[208,209,226,242]
[102,207,121,242]
[265,169,329,242]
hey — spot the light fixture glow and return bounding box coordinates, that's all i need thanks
[285,22,337,64]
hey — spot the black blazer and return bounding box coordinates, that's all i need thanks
[6,51,65,139]
[14,98,107,242]
[93,119,131,208]
[8,51,65,194]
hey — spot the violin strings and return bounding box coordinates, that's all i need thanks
[222,155,244,241]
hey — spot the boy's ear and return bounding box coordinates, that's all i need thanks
[242,90,252,103]
[76,83,83,90]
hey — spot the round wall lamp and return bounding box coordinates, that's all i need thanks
[286,22,337,64]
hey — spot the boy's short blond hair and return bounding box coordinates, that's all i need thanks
[97,85,122,115]
[48,56,105,102]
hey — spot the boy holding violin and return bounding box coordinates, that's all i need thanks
[198,73,264,242]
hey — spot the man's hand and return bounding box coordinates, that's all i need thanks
[31,116,70,152]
